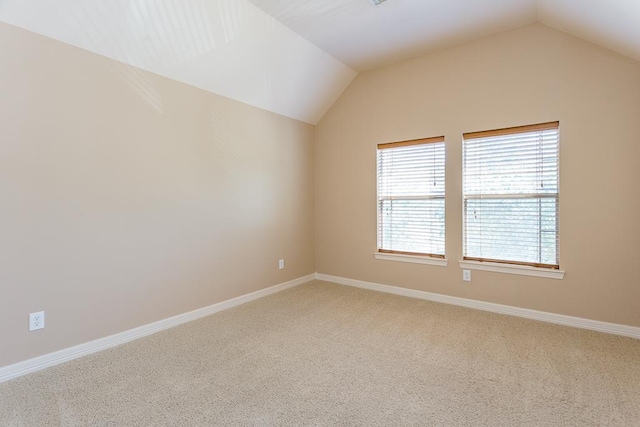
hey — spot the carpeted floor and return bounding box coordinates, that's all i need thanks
[1,280,639,426]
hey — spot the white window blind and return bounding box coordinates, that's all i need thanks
[463,122,559,268]
[377,137,445,258]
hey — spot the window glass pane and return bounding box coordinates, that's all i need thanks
[378,198,445,255]
[464,197,557,265]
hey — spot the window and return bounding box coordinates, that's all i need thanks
[377,136,445,259]
[462,122,559,269]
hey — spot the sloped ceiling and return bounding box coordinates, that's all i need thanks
[248,0,640,71]
[1,0,639,125]
[537,0,640,63]
[0,0,357,124]
[248,0,538,72]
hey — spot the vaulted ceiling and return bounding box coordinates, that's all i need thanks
[249,0,640,72]
[1,0,638,124]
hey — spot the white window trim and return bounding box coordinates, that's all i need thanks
[459,259,565,279]
[374,252,448,267]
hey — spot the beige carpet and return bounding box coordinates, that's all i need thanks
[1,280,639,426]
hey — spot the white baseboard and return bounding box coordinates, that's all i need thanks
[0,274,315,384]
[316,273,640,340]
[4,272,637,383]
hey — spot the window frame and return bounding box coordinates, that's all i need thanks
[461,121,562,276]
[375,136,447,264]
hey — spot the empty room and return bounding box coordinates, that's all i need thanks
[1,0,639,425]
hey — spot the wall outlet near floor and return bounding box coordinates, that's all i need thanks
[29,311,45,331]
[463,270,471,282]
[278,259,285,270]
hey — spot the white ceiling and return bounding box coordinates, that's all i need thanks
[248,0,640,71]
[537,0,640,64]
[0,0,356,124]
[248,0,537,71]
[1,0,639,124]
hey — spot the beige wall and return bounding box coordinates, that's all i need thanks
[0,23,315,367]
[316,24,640,327]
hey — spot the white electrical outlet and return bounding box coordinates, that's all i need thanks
[463,270,471,282]
[278,259,285,270]
[29,311,45,331]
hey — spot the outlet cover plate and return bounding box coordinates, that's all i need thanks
[29,311,45,331]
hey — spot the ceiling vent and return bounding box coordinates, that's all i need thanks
[370,0,389,5]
